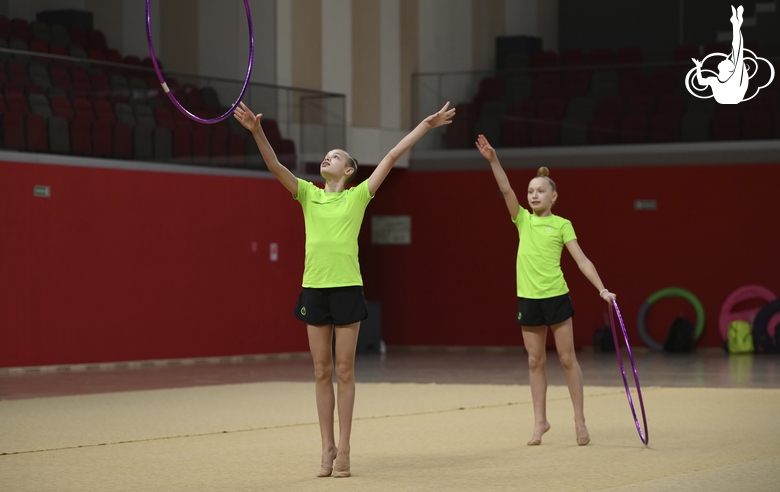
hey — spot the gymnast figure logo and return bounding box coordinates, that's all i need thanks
[685,5,775,104]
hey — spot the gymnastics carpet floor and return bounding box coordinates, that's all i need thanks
[1,382,778,491]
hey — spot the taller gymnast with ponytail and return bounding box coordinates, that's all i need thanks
[476,134,616,446]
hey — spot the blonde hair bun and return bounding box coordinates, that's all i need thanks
[537,166,550,177]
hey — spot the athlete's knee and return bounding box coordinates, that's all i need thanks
[557,349,577,371]
[312,361,333,382]
[527,353,547,371]
[334,360,354,384]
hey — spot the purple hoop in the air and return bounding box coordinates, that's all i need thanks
[609,299,649,445]
[145,0,254,124]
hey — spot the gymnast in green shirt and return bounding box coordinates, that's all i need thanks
[476,134,616,448]
[235,101,455,478]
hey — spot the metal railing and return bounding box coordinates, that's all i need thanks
[411,55,779,151]
[0,47,346,173]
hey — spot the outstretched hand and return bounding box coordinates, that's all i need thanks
[233,101,262,132]
[475,134,497,162]
[691,58,703,68]
[423,101,456,129]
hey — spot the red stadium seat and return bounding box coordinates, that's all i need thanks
[618,69,648,96]
[531,71,561,100]
[92,120,113,157]
[472,77,505,106]
[562,70,591,99]
[279,139,297,169]
[4,89,28,114]
[2,111,25,149]
[650,113,680,142]
[655,94,686,118]
[8,62,30,84]
[620,114,649,143]
[173,111,195,132]
[69,27,87,47]
[71,118,92,155]
[650,67,681,95]
[530,120,560,146]
[531,51,557,68]
[87,30,107,50]
[228,133,246,157]
[616,47,642,65]
[124,55,142,66]
[50,96,74,121]
[712,106,743,140]
[25,113,48,151]
[560,50,585,67]
[594,95,625,118]
[590,114,618,144]
[29,39,48,54]
[154,107,176,131]
[113,122,133,158]
[587,48,613,66]
[741,111,773,140]
[537,98,567,121]
[501,119,530,147]
[107,50,123,64]
[192,126,210,160]
[444,103,476,149]
[172,128,192,159]
[50,66,72,91]
[11,18,31,42]
[90,72,111,97]
[210,122,229,162]
[94,99,116,123]
[88,48,107,62]
[625,95,654,115]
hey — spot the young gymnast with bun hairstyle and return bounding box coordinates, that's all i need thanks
[234,101,455,478]
[476,134,616,446]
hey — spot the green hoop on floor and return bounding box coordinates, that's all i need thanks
[637,287,705,351]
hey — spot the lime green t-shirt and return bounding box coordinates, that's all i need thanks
[294,178,374,288]
[512,210,577,299]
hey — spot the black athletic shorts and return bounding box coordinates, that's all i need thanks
[516,293,575,327]
[294,286,368,326]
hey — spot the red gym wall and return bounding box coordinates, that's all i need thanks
[359,162,780,350]
[1,159,779,367]
[0,161,308,367]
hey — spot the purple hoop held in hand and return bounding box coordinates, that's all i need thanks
[145,0,254,124]
[609,299,649,445]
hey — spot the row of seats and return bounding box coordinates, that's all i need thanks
[0,59,219,114]
[447,46,779,148]
[0,16,107,50]
[476,67,714,107]
[522,44,761,69]
[447,88,779,148]
[1,110,296,167]
[0,15,299,168]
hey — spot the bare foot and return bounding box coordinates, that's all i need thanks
[527,421,551,446]
[317,446,337,478]
[576,424,590,446]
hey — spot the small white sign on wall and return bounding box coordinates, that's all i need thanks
[372,215,411,245]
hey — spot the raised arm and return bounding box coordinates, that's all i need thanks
[367,102,455,196]
[564,239,615,303]
[475,134,520,219]
[234,102,298,196]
